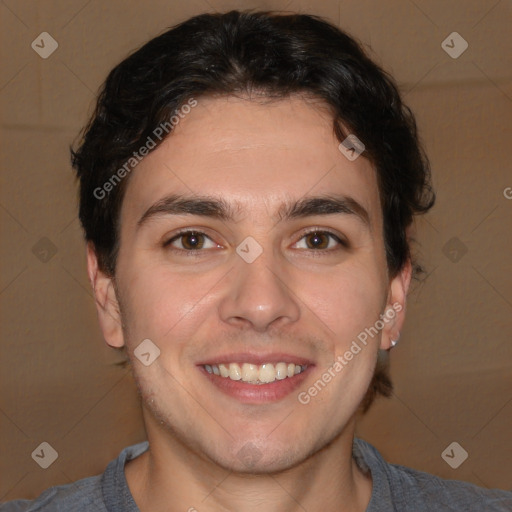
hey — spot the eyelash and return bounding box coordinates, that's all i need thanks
[163,228,348,257]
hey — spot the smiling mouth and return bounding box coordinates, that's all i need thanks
[203,362,308,384]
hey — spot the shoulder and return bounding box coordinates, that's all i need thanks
[387,460,512,511]
[0,475,104,512]
[354,438,512,511]
[0,441,149,512]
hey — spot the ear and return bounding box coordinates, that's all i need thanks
[380,257,412,350]
[86,241,125,348]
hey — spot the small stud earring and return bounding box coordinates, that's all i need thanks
[390,333,400,348]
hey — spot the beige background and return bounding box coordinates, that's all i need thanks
[1,0,511,501]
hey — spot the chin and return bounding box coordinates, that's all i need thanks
[208,442,307,475]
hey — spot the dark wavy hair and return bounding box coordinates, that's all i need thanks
[71,9,435,410]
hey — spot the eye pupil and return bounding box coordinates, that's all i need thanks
[306,232,328,249]
[182,232,203,250]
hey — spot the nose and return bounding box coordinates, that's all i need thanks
[218,249,301,332]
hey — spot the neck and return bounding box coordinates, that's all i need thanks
[125,412,371,512]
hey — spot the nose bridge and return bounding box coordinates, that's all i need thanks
[218,242,301,331]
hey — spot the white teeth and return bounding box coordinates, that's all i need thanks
[229,363,242,380]
[241,363,259,382]
[275,362,287,380]
[204,362,307,384]
[259,363,275,383]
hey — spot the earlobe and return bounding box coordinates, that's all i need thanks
[86,242,125,348]
[380,258,412,350]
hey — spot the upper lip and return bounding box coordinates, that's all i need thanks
[197,352,315,366]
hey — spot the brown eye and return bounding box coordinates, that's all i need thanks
[304,232,330,249]
[294,230,345,251]
[165,231,218,252]
[180,232,205,250]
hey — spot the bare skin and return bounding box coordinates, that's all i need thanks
[87,94,411,512]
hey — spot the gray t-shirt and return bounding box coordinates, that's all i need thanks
[2,438,511,511]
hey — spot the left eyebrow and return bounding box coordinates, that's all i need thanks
[277,195,370,228]
[136,193,371,230]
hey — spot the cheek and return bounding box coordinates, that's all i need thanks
[118,260,221,345]
[297,261,386,345]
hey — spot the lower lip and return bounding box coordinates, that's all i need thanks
[199,366,314,404]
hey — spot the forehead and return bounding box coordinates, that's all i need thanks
[121,95,381,228]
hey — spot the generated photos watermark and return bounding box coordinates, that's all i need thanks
[93,98,198,200]
[297,301,403,405]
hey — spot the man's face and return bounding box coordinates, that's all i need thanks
[94,95,407,472]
